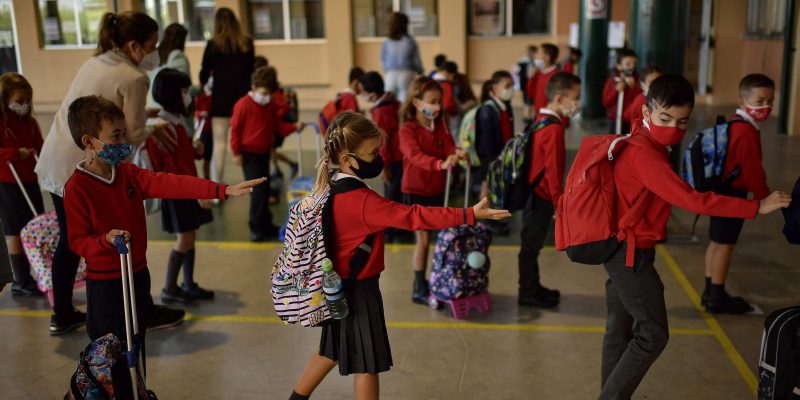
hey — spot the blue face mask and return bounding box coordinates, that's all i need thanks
[93,138,131,165]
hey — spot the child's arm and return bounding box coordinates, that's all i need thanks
[602,78,619,109]
[475,106,500,165]
[399,126,448,171]
[229,102,244,164]
[733,129,771,200]
[131,164,265,201]
[543,128,566,202]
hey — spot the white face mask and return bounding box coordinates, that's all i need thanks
[561,98,580,117]
[182,92,192,109]
[250,91,271,106]
[138,50,160,71]
[8,101,30,117]
[534,59,546,69]
[499,88,514,102]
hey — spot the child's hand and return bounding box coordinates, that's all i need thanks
[18,148,32,160]
[615,81,627,92]
[198,199,213,209]
[146,107,161,118]
[296,122,305,132]
[455,148,468,160]
[440,154,459,170]
[193,139,205,156]
[233,155,243,166]
[106,229,131,245]
[225,177,268,198]
[758,191,791,215]
[472,198,511,220]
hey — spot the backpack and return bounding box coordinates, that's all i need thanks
[554,134,654,267]
[458,100,498,167]
[486,116,557,212]
[782,175,800,245]
[282,87,299,123]
[758,306,800,399]
[682,115,745,192]
[318,96,341,134]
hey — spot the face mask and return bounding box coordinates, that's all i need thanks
[561,98,579,117]
[646,118,686,147]
[350,154,384,180]
[8,102,30,117]
[621,68,635,76]
[499,88,514,102]
[416,101,440,120]
[640,82,649,96]
[250,91,271,106]
[182,92,192,109]
[744,102,771,122]
[137,49,160,71]
[534,59,546,69]
[93,138,131,165]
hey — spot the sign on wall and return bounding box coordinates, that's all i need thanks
[585,0,607,20]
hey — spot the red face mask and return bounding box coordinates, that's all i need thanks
[744,103,771,122]
[646,119,686,147]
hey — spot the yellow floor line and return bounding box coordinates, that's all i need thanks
[657,244,759,394]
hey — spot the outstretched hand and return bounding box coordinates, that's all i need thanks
[758,191,791,215]
[225,177,268,198]
[472,197,511,220]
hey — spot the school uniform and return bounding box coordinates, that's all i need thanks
[319,173,475,375]
[518,110,564,297]
[399,119,456,206]
[623,92,646,126]
[371,93,402,204]
[475,96,514,178]
[0,114,44,234]
[709,109,771,244]
[602,72,642,134]
[562,60,575,75]
[600,119,759,399]
[526,65,560,116]
[146,112,212,234]
[230,93,296,236]
[337,89,360,114]
[432,72,459,118]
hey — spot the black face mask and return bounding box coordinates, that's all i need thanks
[352,154,384,180]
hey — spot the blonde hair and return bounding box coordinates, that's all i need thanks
[313,112,384,194]
[0,72,35,140]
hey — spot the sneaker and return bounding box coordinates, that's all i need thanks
[50,309,86,336]
[705,294,753,314]
[182,282,215,300]
[518,291,560,308]
[148,305,185,331]
[536,284,561,299]
[161,287,194,304]
[11,281,44,297]
[412,279,429,306]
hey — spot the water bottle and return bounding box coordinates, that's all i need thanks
[321,258,349,319]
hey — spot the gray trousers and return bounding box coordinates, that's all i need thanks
[599,245,669,400]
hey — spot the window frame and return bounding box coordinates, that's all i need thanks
[468,0,553,38]
[38,0,108,49]
[0,0,22,72]
[745,0,786,40]
[142,0,214,44]
[248,0,326,43]
[353,0,439,40]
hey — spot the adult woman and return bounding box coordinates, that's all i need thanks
[36,11,182,335]
[199,7,254,184]
[149,23,194,136]
[380,12,423,102]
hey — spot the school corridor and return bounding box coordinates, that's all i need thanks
[0,107,797,399]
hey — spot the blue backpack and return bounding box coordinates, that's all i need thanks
[682,115,745,192]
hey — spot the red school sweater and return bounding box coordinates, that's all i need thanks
[526,65,560,116]
[499,107,513,143]
[65,162,228,280]
[0,114,43,183]
[614,120,759,248]
[399,119,456,197]
[146,119,199,177]
[527,111,565,204]
[623,93,647,125]
[337,91,360,114]
[602,73,642,120]
[371,94,402,163]
[330,180,475,279]
[723,110,770,200]
[230,95,296,156]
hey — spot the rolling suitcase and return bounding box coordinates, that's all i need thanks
[279,122,321,241]
[758,306,800,399]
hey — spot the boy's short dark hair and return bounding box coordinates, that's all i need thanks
[545,72,581,102]
[152,68,192,116]
[434,54,447,69]
[569,47,582,58]
[739,73,775,97]
[646,74,695,110]
[349,67,365,84]
[541,43,559,62]
[67,95,125,150]
[641,64,663,77]
[443,61,458,75]
[358,71,385,95]
[252,66,279,92]
[616,48,638,65]
[254,55,269,69]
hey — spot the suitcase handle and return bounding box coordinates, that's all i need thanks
[6,153,40,217]
[443,161,471,208]
[114,234,144,400]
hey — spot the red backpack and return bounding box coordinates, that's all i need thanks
[318,96,341,135]
[555,134,653,267]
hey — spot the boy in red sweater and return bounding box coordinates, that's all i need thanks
[230,67,302,242]
[518,72,580,308]
[337,67,364,114]
[64,96,263,389]
[702,74,774,314]
[598,75,790,399]
[603,48,642,134]
[623,64,662,125]
[526,43,561,117]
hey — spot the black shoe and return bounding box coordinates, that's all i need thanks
[518,291,560,308]
[182,282,215,300]
[11,281,43,297]
[412,279,429,305]
[161,287,194,304]
[705,294,753,315]
[148,305,185,331]
[50,309,86,336]
[536,284,561,299]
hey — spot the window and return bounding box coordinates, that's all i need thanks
[141,0,215,42]
[746,0,786,39]
[38,0,107,46]
[353,0,438,38]
[469,0,550,36]
[247,0,325,40]
[0,0,19,73]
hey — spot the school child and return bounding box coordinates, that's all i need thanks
[597,74,789,399]
[398,76,466,305]
[0,73,44,296]
[602,48,642,134]
[702,74,774,314]
[64,95,264,394]
[338,67,364,114]
[516,45,538,119]
[268,66,300,186]
[195,79,213,180]
[561,47,582,75]
[526,43,561,117]
[431,61,459,134]
[230,66,302,242]
[147,68,215,303]
[623,64,662,125]
[428,53,447,78]
[287,111,510,400]
[474,70,515,208]
[518,72,581,308]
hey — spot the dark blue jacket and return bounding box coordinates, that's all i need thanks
[475,98,513,170]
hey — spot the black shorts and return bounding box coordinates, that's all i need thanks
[161,198,213,234]
[402,192,445,208]
[709,187,748,244]
[0,181,44,235]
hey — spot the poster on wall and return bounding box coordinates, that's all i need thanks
[471,0,504,36]
[607,21,625,48]
[585,0,607,20]
[569,23,579,48]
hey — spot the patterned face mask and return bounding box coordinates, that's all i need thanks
[93,138,131,165]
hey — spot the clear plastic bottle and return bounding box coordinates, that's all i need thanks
[321,258,349,319]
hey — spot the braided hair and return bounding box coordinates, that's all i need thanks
[313,111,384,194]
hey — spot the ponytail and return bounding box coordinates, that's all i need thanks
[94,11,158,56]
